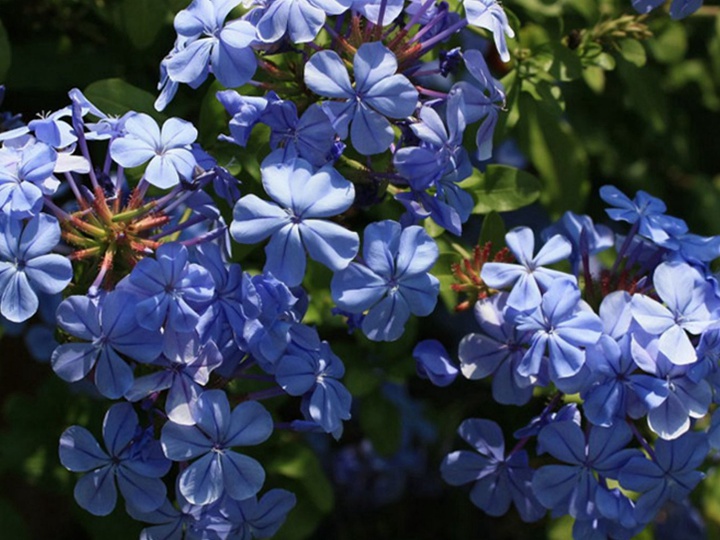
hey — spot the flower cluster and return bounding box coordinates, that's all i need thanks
[0,0,714,537]
[436,186,720,538]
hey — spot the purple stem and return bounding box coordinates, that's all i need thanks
[416,18,468,51]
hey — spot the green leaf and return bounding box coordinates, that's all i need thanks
[122,0,169,49]
[618,39,647,68]
[478,211,507,250]
[582,65,606,93]
[0,18,10,81]
[465,165,542,214]
[84,78,165,120]
[515,92,589,214]
[533,42,583,82]
[648,21,687,64]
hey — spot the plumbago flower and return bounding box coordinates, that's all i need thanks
[230,152,359,287]
[59,403,171,516]
[441,184,720,538]
[161,390,273,506]
[110,113,198,189]
[463,0,516,62]
[164,0,258,90]
[256,0,352,43]
[304,42,419,155]
[0,213,72,322]
[331,220,440,341]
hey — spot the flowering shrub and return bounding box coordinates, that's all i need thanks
[0,0,718,538]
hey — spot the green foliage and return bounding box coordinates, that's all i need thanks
[466,165,543,214]
[84,78,165,120]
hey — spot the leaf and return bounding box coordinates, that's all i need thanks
[515,92,589,214]
[0,18,10,81]
[648,21,687,64]
[84,79,165,121]
[533,42,583,82]
[465,165,542,214]
[478,211,507,251]
[618,39,647,68]
[121,0,170,50]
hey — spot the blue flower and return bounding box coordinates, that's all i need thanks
[0,213,72,322]
[120,243,215,333]
[452,50,506,159]
[532,421,640,520]
[351,0,405,25]
[161,390,273,506]
[514,278,603,383]
[217,90,272,147]
[632,0,702,19]
[304,42,418,155]
[276,338,352,434]
[125,333,224,425]
[257,0,351,43]
[0,139,59,217]
[631,261,719,366]
[110,113,198,189]
[542,211,614,276]
[51,290,163,398]
[599,185,688,248]
[458,293,537,405]
[441,418,545,522]
[463,0,515,62]
[167,0,258,88]
[218,489,297,539]
[631,336,711,440]
[263,101,336,167]
[619,431,708,524]
[481,226,573,313]
[331,220,439,341]
[59,403,171,516]
[413,339,459,387]
[394,90,471,190]
[230,153,359,287]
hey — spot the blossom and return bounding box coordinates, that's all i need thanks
[304,42,418,155]
[119,243,215,333]
[463,0,515,61]
[331,220,439,341]
[0,138,59,217]
[51,290,163,398]
[110,113,198,189]
[230,153,359,287]
[441,418,545,522]
[59,403,171,516]
[167,0,258,88]
[0,213,72,322]
[481,226,573,312]
[161,390,273,506]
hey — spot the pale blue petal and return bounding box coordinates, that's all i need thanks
[221,451,266,501]
[364,74,418,118]
[52,343,98,382]
[179,453,224,505]
[24,254,72,293]
[264,224,306,287]
[300,220,359,271]
[226,401,273,447]
[74,465,117,516]
[117,468,166,513]
[59,426,109,472]
[304,50,353,98]
[161,423,213,461]
[1,271,38,322]
[362,292,411,341]
[231,195,290,243]
[331,263,387,312]
[350,103,394,155]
